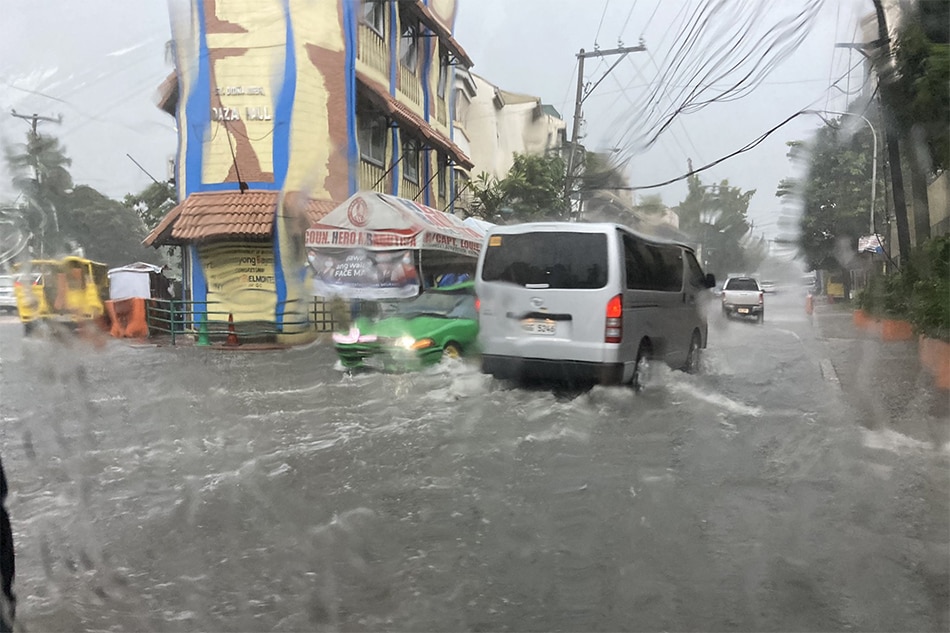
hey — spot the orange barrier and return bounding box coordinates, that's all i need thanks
[226,313,240,346]
[106,298,149,338]
[880,318,914,341]
[805,293,813,315]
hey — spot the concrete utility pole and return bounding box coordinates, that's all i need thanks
[564,44,646,220]
[10,110,62,136]
[10,110,63,257]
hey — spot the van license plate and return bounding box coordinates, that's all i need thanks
[738,308,749,314]
[522,320,556,335]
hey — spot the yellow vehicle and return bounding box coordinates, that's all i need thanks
[14,257,110,334]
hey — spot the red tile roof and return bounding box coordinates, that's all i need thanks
[144,191,340,246]
[357,74,474,170]
[403,1,473,68]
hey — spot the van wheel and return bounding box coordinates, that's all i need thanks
[684,330,702,374]
[442,342,462,360]
[632,341,651,392]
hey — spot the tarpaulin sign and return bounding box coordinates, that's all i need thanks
[309,249,419,299]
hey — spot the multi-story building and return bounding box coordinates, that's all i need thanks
[146,0,473,341]
[451,71,566,216]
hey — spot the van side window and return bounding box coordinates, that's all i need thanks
[624,234,682,291]
[623,234,655,290]
[684,251,706,288]
[653,245,683,292]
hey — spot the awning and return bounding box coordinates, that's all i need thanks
[143,190,340,246]
[305,191,486,258]
[357,74,474,170]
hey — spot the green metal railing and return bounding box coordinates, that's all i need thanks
[143,296,355,346]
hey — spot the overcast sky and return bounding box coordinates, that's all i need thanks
[1,0,868,239]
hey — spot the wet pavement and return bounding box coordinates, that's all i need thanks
[0,293,947,632]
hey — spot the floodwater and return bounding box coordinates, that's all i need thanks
[0,292,947,632]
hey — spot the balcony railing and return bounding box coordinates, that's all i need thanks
[359,159,387,192]
[357,24,388,76]
[435,97,448,127]
[397,64,422,106]
[400,178,421,202]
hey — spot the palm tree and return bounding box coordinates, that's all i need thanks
[3,130,73,257]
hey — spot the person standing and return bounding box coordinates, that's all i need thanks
[0,458,14,632]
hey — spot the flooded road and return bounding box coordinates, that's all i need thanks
[0,293,947,632]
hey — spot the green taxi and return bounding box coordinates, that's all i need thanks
[333,282,478,371]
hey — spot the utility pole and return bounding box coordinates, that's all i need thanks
[564,44,646,220]
[10,110,62,136]
[10,110,63,257]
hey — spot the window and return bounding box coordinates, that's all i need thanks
[360,0,385,36]
[357,110,388,166]
[623,235,682,291]
[399,8,419,72]
[453,88,470,123]
[437,52,449,99]
[402,136,420,183]
[480,232,608,289]
[437,152,448,199]
[684,251,707,288]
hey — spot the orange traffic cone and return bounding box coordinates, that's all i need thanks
[226,313,240,346]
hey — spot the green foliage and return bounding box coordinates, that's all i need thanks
[123,181,176,232]
[470,153,566,223]
[887,0,950,172]
[59,186,159,267]
[778,115,884,276]
[634,194,666,216]
[4,128,160,266]
[3,130,74,257]
[676,174,758,279]
[855,234,950,340]
[499,153,566,221]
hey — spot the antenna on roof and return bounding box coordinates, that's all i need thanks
[221,119,249,193]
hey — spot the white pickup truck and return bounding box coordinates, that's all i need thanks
[721,276,765,323]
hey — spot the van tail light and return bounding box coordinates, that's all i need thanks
[605,294,623,343]
[475,297,480,312]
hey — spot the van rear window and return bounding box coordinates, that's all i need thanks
[480,232,608,289]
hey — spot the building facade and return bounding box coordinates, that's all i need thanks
[148,0,473,340]
[451,71,566,216]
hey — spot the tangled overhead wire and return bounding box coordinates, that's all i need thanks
[608,0,825,156]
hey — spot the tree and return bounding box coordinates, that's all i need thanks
[470,152,566,223]
[882,0,950,245]
[777,116,885,288]
[676,174,758,278]
[123,181,176,232]
[4,128,161,266]
[576,151,638,224]
[58,186,158,267]
[3,129,73,257]
[889,0,949,174]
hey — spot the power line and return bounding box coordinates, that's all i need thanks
[595,0,610,47]
[584,109,813,192]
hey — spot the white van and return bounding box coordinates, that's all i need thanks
[475,222,716,388]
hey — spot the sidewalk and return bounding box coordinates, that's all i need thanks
[811,301,949,448]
